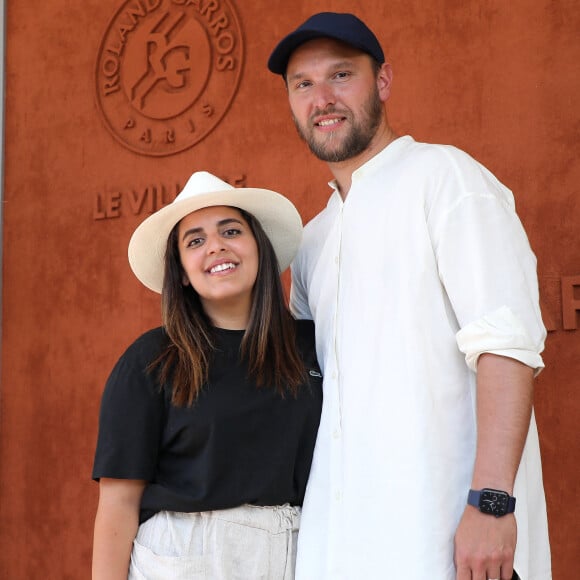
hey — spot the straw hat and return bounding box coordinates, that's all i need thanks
[128,171,303,293]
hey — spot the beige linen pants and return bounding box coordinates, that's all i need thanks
[128,504,301,580]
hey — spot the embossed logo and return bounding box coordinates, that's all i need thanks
[96,0,244,156]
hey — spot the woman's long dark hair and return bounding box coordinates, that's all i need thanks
[151,207,306,407]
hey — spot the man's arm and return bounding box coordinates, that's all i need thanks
[92,478,146,580]
[454,352,534,580]
[289,261,312,320]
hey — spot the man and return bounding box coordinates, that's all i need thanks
[267,12,551,580]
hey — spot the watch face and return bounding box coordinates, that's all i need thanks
[479,489,509,516]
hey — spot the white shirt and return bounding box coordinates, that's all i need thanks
[291,136,551,580]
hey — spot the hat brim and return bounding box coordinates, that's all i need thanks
[128,188,303,293]
[268,30,329,74]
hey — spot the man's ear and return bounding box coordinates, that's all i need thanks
[377,62,393,102]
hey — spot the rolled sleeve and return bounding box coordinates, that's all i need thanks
[429,151,547,377]
[456,305,545,375]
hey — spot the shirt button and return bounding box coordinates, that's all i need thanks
[332,372,337,379]
[334,256,339,264]
[333,429,340,439]
[335,490,342,501]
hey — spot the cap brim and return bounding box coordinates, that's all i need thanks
[268,30,329,74]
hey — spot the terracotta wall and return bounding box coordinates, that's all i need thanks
[0,1,578,578]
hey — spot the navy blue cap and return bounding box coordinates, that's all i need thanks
[268,12,385,75]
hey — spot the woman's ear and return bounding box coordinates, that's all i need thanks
[182,274,190,286]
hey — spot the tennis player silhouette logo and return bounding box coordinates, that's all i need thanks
[96,0,243,156]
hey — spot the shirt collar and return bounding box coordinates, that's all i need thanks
[327,135,415,195]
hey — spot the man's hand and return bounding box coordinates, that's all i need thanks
[454,505,516,580]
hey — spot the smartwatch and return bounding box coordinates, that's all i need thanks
[467,488,516,517]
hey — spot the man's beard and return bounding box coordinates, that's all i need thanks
[292,87,383,163]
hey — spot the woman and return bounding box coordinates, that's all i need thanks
[92,171,322,579]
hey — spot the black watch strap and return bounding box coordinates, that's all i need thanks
[467,488,516,517]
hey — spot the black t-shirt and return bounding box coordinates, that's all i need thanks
[92,320,322,523]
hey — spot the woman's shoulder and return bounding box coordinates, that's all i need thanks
[100,327,170,409]
[118,326,171,365]
[132,326,169,346]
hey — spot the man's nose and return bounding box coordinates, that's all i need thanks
[311,83,336,110]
